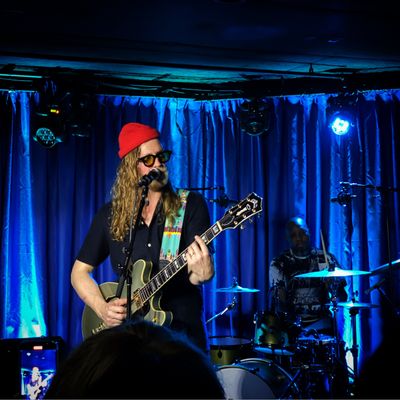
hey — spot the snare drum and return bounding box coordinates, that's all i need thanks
[209,336,252,366]
[216,358,299,399]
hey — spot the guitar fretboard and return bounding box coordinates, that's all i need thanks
[138,222,222,303]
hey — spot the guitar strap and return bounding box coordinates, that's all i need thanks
[159,189,189,262]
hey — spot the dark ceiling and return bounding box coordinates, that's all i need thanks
[1,0,400,99]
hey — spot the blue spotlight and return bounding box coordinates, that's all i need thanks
[326,94,357,136]
[329,111,353,135]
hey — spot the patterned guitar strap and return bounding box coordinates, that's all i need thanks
[159,189,189,263]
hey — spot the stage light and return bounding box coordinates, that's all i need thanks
[240,98,274,136]
[33,104,65,148]
[32,85,94,147]
[32,79,67,148]
[326,94,357,136]
[64,93,93,138]
[329,111,353,136]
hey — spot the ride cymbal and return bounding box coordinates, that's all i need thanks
[335,301,379,309]
[295,267,370,278]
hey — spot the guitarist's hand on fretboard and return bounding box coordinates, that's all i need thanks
[187,235,214,285]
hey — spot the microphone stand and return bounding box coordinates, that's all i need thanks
[115,185,150,320]
[180,186,225,191]
[337,181,400,380]
[180,185,238,208]
[207,193,238,208]
[206,297,237,324]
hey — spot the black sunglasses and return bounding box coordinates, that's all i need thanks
[138,150,172,167]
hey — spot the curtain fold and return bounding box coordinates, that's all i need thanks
[1,90,399,374]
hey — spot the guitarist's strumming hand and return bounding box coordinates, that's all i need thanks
[187,235,215,285]
[99,297,128,328]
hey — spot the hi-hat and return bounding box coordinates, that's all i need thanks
[215,283,260,293]
[295,267,370,279]
[370,258,400,276]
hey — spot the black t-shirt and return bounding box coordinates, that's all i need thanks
[77,191,212,351]
[269,247,347,333]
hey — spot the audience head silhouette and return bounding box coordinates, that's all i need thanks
[45,319,225,399]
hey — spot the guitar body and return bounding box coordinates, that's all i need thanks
[26,373,54,400]
[82,259,173,339]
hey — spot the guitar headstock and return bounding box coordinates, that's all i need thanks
[219,192,262,230]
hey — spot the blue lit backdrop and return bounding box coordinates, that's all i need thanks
[1,90,399,377]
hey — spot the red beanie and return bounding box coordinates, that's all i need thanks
[118,122,160,159]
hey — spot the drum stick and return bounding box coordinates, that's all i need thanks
[320,229,329,266]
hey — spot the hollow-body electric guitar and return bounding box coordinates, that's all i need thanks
[26,373,54,400]
[81,192,263,339]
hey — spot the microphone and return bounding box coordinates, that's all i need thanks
[365,277,386,295]
[138,168,163,187]
[331,191,356,206]
[209,194,237,208]
[227,296,237,310]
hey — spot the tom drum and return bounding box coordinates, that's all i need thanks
[209,336,252,366]
[253,311,290,348]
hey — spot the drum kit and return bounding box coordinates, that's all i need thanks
[208,262,398,399]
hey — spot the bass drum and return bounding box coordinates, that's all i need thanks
[216,358,299,399]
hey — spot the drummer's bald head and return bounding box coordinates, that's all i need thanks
[286,216,310,237]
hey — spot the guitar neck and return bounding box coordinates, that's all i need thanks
[138,221,223,303]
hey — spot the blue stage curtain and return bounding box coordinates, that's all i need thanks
[1,90,399,376]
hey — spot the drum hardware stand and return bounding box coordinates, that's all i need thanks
[326,280,350,398]
[339,182,400,305]
[325,270,341,356]
[206,296,237,324]
[279,365,307,400]
[320,229,342,364]
[348,304,360,379]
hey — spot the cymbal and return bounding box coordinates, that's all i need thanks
[215,283,260,293]
[334,301,379,309]
[370,258,400,276]
[295,267,370,279]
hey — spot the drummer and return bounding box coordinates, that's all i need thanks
[268,216,347,338]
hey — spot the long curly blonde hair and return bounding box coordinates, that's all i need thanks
[110,149,181,241]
